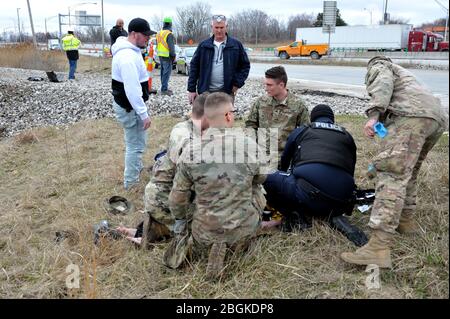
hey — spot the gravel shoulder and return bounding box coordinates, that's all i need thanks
[0,67,373,137]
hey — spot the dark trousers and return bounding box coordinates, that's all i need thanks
[264,164,355,217]
[160,57,172,91]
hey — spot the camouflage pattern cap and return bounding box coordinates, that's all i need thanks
[368,55,392,68]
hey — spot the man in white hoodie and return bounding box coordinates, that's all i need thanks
[111,18,156,190]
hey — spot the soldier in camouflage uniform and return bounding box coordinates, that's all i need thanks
[117,94,209,248]
[245,66,310,168]
[341,56,448,268]
[167,92,266,280]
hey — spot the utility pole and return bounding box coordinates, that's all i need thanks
[16,8,21,42]
[26,0,37,46]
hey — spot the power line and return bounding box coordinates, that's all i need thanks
[434,0,448,12]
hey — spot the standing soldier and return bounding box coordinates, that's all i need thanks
[156,17,176,95]
[61,30,81,80]
[341,56,448,268]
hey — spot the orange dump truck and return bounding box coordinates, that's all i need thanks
[274,41,329,59]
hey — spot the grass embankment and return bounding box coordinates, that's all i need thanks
[0,115,448,298]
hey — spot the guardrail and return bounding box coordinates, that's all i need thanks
[329,49,449,60]
[246,47,449,60]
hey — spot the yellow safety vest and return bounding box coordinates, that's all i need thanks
[62,34,81,51]
[156,30,171,57]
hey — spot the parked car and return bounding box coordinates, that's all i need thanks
[153,41,183,70]
[176,47,197,75]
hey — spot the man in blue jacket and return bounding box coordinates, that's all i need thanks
[187,14,250,104]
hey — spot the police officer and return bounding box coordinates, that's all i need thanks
[263,104,358,230]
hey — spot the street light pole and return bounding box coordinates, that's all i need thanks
[45,16,58,40]
[364,8,373,25]
[68,6,71,28]
[16,8,21,42]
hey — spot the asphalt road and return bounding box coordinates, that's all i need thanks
[249,63,449,96]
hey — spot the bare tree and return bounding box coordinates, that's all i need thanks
[176,2,211,43]
[387,16,410,24]
[77,26,108,43]
[229,10,271,44]
[419,17,447,29]
[287,14,314,40]
[149,14,164,32]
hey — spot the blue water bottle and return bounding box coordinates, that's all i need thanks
[374,122,388,138]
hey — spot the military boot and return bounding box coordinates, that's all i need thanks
[396,210,421,235]
[141,214,172,249]
[205,242,227,281]
[340,230,393,268]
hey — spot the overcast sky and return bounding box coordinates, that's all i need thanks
[1,0,448,35]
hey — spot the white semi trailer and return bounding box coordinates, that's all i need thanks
[296,24,413,50]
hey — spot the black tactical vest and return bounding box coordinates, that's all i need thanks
[291,122,356,175]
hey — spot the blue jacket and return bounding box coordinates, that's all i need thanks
[187,34,250,94]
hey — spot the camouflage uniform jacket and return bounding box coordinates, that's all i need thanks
[365,60,448,127]
[169,128,266,246]
[151,119,198,189]
[245,90,310,154]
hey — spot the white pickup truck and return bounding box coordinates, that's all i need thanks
[47,39,61,50]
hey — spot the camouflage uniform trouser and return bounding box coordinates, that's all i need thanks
[253,184,267,214]
[369,117,444,234]
[163,234,256,269]
[143,180,174,230]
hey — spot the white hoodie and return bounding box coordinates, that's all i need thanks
[111,36,149,120]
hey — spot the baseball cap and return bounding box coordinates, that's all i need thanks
[128,17,156,36]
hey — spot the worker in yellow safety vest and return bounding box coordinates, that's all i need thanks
[62,30,81,80]
[156,17,176,95]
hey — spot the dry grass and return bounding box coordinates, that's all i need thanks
[0,43,111,74]
[0,115,448,299]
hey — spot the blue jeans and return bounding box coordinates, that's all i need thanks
[68,59,77,79]
[113,101,148,189]
[159,57,172,91]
